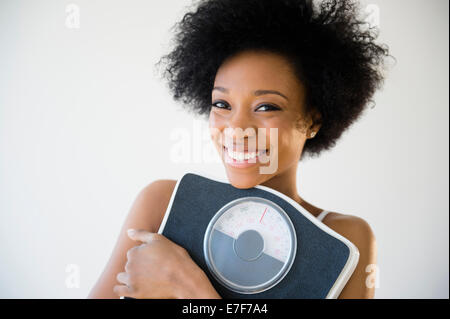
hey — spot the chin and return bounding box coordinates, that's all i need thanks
[225,169,268,189]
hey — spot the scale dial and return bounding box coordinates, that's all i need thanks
[203,197,297,294]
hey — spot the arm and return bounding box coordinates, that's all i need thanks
[113,229,222,299]
[87,179,177,298]
[326,214,378,299]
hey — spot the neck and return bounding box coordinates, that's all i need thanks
[260,164,303,206]
[260,163,322,218]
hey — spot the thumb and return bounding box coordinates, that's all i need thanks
[127,229,159,243]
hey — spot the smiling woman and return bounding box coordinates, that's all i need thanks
[157,0,392,159]
[89,0,392,299]
[209,49,314,189]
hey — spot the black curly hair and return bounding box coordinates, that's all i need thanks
[156,0,393,159]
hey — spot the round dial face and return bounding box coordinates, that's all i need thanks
[203,197,297,294]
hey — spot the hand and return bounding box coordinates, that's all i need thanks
[113,229,221,299]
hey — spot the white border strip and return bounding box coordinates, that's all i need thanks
[157,170,360,299]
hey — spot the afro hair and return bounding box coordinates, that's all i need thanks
[156,0,394,159]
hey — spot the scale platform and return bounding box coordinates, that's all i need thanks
[157,172,359,299]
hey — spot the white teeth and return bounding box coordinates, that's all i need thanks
[226,148,267,161]
[244,152,254,160]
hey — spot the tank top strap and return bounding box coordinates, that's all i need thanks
[316,210,330,222]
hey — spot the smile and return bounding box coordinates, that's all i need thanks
[222,146,269,167]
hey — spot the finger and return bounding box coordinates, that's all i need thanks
[127,229,160,243]
[126,245,139,261]
[113,284,133,298]
[116,272,130,286]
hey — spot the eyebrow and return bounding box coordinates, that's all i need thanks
[213,86,289,101]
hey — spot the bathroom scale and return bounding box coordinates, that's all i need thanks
[124,172,359,299]
[148,171,360,299]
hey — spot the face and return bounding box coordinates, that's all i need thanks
[209,50,321,189]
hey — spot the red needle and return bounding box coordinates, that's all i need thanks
[259,207,268,223]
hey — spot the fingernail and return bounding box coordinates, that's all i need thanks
[127,229,136,236]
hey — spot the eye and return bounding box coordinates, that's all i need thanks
[256,104,281,112]
[211,101,281,112]
[211,101,231,110]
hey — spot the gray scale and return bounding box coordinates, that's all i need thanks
[156,173,359,299]
[204,197,297,294]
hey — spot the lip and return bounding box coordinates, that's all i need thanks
[221,146,269,169]
[222,144,268,152]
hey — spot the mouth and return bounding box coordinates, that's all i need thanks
[221,145,270,166]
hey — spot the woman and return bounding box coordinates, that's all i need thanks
[88,0,391,299]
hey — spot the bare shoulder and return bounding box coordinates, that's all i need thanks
[140,179,177,197]
[322,212,376,246]
[322,212,378,298]
[134,179,177,232]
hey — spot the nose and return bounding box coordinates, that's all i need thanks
[223,107,258,146]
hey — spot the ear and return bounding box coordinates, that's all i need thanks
[308,108,323,135]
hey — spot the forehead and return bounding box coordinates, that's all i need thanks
[213,50,303,97]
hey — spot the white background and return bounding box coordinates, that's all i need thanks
[0,0,448,298]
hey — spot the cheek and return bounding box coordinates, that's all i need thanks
[209,111,223,130]
[279,131,299,155]
[270,120,304,160]
[209,113,223,147]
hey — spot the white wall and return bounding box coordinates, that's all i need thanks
[0,0,448,298]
